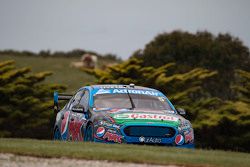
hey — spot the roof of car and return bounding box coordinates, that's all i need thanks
[89,84,157,91]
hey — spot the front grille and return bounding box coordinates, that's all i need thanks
[123,126,176,138]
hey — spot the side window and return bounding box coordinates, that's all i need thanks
[69,90,84,110]
[80,90,89,110]
[65,97,74,109]
[74,91,83,102]
[65,100,71,110]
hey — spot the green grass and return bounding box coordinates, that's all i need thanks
[0,138,249,167]
[0,55,96,92]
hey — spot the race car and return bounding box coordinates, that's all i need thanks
[53,84,194,148]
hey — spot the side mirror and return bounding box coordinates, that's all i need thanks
[177,108,186,116]
[72,105,85,113]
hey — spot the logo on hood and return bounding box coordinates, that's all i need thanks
[113,113,178,122]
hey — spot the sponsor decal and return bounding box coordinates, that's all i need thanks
[103,131,122,143]
[107,129,117,134]
[108,108,129,113]
[98,120,120,129]
[114,114,130,119]
[139,136,162,143]
[61,112,70,134]
[96,127,105,137]
[96,89,111,94]
[175,134,184,145]
[99,85,125,89]
[113,89,159,96]
[165,110,175,114]
[68,119,85,141]
[95,88,164,96]
[184,130,194,143]
[179,120,191,131]
[113,113,179,122]
[139,136,145,142]
[158,97,165,102]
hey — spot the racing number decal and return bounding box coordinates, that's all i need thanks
[60,111,70,140]
[68,113,86,141]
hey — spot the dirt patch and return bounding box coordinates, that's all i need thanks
[0,153,181,167]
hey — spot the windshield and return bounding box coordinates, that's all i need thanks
[94,93,172,110]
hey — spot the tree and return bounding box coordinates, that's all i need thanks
[135,31,250,100]
[84,57,250,151]
[0,60,66,138]
[140,31,250,70]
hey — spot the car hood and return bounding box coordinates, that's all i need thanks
[94,108,182,127]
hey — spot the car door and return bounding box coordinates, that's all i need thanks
[59,96,75,140]
[67,90,83,141]
[69,90,89,141]
[76,89,89,141]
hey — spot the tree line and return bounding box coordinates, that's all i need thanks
[0,49,121,61]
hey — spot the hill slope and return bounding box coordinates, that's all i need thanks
[0,55,95,92]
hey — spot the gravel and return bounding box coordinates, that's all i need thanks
[0,153,181,167]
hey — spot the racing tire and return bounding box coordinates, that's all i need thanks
[84,123,94,142]
[53,128,62,140]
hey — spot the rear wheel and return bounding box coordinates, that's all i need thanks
[53,128,61,140]
[84,123,94,142]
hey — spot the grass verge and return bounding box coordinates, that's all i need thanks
[0,138,249,167]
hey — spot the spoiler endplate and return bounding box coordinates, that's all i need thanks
[54,91,73,113]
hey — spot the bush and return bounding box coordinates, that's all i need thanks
[0,60,66,139]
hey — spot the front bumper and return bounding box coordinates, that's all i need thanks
[93,122,194,148]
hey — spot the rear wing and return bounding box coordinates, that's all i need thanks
[53,91,73,113]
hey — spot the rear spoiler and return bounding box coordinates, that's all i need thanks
[54,91,73,113]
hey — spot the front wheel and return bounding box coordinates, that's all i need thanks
[84,124,94,142]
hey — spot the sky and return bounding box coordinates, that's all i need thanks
[0,0,250,59]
